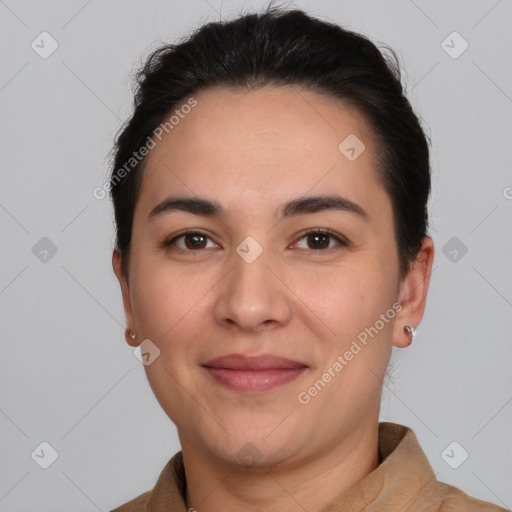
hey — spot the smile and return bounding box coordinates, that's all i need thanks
[202,353,308,392]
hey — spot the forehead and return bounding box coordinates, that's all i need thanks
[136,85,390,222]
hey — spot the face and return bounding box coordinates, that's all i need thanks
[114,85,432,469]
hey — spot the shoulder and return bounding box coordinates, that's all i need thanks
[376,423,507,511]
[107,451,186,512]
[420,479,508,511]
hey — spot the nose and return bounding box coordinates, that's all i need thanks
[213,246,293,333]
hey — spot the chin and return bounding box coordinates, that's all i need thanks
[192,419,305,470]
[215,439,302,471]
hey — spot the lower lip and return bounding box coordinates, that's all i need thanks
[203,367,307,392]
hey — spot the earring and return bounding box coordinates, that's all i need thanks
[126,329,136,341]
[404,325,416,346]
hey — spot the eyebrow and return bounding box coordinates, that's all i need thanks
[148,195,369,222]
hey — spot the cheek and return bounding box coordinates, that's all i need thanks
[129,257,213,340]
[292,262,394,336]
[130,263,210,422]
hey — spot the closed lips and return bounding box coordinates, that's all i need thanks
[202,354,308,393]
[202,353,308,370]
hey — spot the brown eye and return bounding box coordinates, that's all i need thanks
[295,229,347,251]
[182,233,208,249]
[306,233,330,249]
[164,231,217,251]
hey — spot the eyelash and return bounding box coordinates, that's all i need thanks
[163,228,348,253]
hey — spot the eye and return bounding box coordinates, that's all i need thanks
[294,228,348,251]
[163,228,348,253]
[164,231,218,251]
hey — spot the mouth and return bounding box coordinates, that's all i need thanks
[201,353,309,393]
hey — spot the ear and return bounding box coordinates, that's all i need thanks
[112,248,138,347]
[393,236,435,348]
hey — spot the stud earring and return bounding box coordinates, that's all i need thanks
[404,325,416,346]
[126,329,136,341]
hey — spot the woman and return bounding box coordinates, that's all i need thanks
[108,6,506,512]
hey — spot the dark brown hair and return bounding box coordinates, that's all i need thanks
[109,6,431,280]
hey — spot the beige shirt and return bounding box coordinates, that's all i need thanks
[110,422,507,511]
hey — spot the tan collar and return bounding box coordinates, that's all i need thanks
[145,422,441,512]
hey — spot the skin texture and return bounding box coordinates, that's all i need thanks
[113,85,434,512]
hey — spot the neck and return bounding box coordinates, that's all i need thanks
[181,423,380,512]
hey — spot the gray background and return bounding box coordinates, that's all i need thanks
[0,0,511,510]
